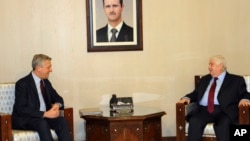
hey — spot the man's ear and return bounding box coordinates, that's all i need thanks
[36,65,43,71]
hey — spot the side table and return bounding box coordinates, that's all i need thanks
[80,106,166,141]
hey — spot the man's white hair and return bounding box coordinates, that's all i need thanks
[210,55,227,71]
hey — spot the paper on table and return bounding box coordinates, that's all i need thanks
[79,108,103,116]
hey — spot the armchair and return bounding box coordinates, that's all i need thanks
[0,83,74,141]
[176,75,250,141]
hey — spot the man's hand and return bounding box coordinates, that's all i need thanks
[51,103,60,110]
[43,103,60,118]
[177,98,190,104]
[238,99,250,107]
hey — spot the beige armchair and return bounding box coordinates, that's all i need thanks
[176,75,250,141]
[0,83,74,141]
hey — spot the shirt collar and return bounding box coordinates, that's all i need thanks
[216,71,226,82]
[32,71,41,84]
[108,21,123,33]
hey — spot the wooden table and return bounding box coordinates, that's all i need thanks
[80,106,166,141]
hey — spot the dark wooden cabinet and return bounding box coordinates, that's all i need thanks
[81,107,166,141]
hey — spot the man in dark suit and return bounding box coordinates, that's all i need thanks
[96,0,133,42]
[177,55,250,141]
[12,54,71,141]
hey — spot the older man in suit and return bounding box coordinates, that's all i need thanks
[12,54,71,141]
[96,0,133,42]
[178,55,250,141]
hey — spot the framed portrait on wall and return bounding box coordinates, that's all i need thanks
[86,0,143,52]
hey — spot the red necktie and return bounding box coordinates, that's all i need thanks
[207,77,218,113]
[40,80,48,105]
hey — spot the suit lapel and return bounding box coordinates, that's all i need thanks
[28,73,41,105]
[117,23,129,41]
[217,73,231,96]
[198,76,211,100]
[104,25,109,42]
[43,80,51,103]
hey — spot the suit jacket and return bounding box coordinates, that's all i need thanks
[96,22,133,42]
[185,72,250,123]
[12,72,64,128]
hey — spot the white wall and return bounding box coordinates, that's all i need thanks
[1,0,250,140]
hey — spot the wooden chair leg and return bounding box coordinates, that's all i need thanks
[0,114,12,141]
[176,103,186,141]
[63,107,74,141]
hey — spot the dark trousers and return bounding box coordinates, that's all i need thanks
[188,106,231,141]
[26,117,72,141]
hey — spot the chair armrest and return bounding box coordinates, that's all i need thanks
[239,105,250,124]
[176,102,187,141]
[0,113,12,141]
[62,107,74,141]
[0,108,74,141]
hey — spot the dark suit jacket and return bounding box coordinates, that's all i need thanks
[96,22,133,42]
[185,72,250,123]
[12,72,64,129]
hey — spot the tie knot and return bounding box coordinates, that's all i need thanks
[111,28,117,34]
[214,77,218,81]
[40,80,45,87]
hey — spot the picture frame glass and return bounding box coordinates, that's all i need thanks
[86,0,143,52]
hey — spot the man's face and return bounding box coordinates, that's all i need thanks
[208,58,223,77]
[37,60,52,79]
[103,0,123,23]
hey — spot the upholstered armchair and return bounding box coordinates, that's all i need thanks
[0,83,74,141]
[176,75,250,141]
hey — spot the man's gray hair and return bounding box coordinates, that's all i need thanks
[32,54,52,70]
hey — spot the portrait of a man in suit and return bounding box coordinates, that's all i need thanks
[96,0,134,42]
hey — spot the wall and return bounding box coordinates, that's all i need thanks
[1,0,250,140]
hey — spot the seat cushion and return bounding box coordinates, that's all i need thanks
[186,123,215,137]
[12,129,58,141]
